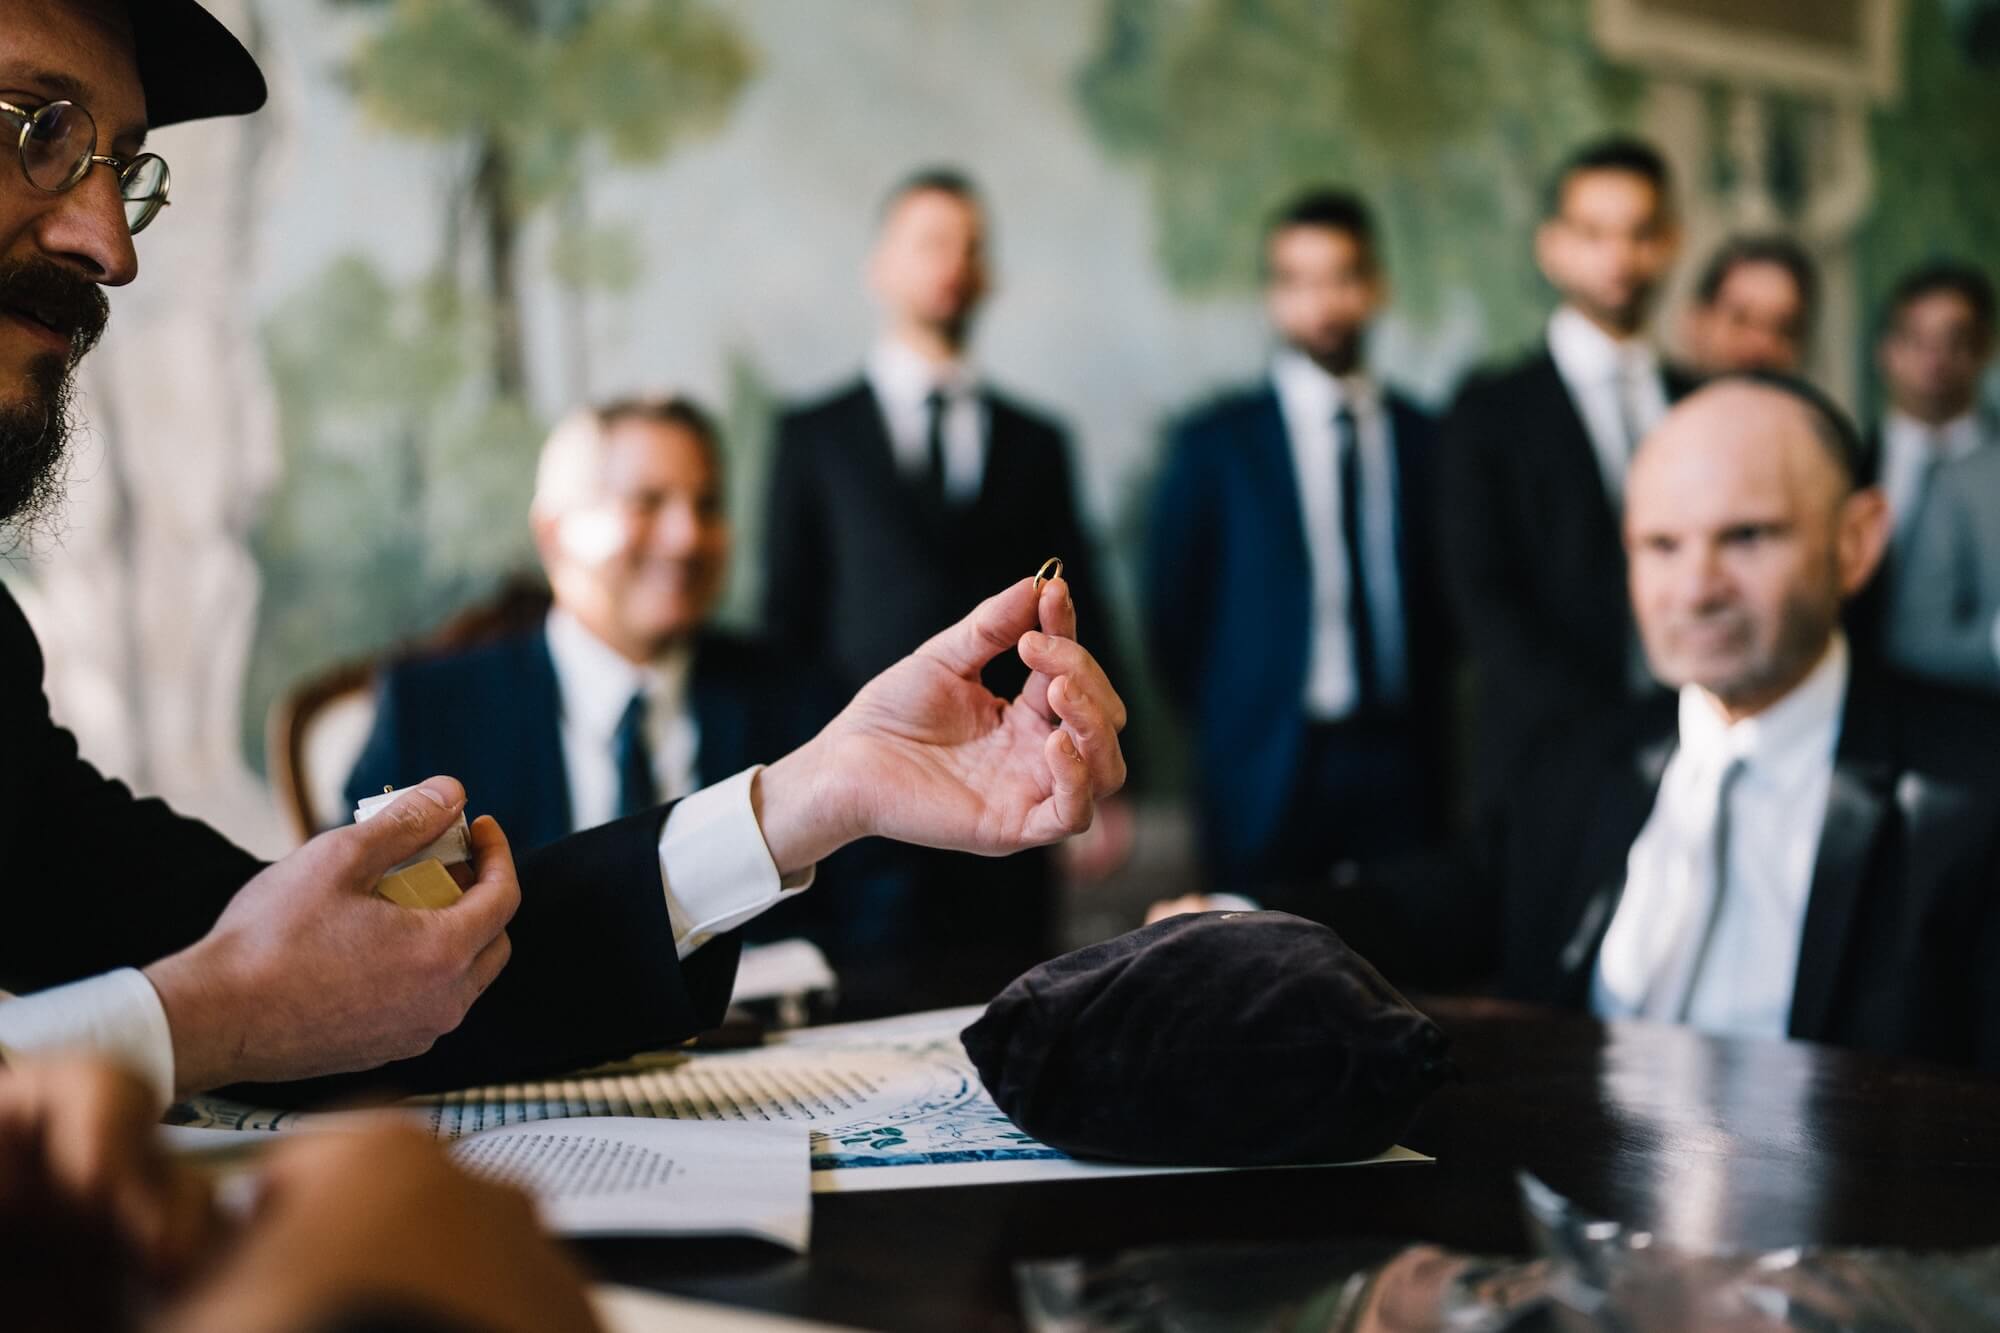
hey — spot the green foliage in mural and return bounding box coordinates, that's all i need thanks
[1076,0,1644,350]
[1860,0,2000,383]
[241,0,755,769]
[241,255,547,765]
[341,0,756,393]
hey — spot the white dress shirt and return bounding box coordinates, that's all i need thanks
[1879,408,1988,543]
[867,336,987,504]
[1271,351,1406,719]
[546,607,701,826]
[1592,635,1848,1039]
[0,628,814,1103]
[1545,305,1670,509]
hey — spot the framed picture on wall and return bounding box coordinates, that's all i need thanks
[1593,0,1906,101]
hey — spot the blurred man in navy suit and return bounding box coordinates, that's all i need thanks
[347,397,878,963]
[1145,189,1452,894]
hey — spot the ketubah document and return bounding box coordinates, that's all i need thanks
[168,1007,1426,1196]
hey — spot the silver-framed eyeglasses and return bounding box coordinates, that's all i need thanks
[0,97,170,235]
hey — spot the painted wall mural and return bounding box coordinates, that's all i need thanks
[6,0,1995,854]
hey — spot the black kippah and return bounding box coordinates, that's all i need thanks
[962,911,1451,1167]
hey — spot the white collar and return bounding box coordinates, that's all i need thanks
[867,335,977,411]
[1677,633,1848,785]
[1884,407,1988,462]
[1271,348,1381,418]
[545,607,694,741]
[1547,305,1657,384]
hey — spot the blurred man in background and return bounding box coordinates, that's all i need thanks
[762,167,1135,997]
[1863,262,2000,691]
[1439,137,1694,809]
[1680,233,1818,375]
[1146,189,1451,895]
[344,397,899,983]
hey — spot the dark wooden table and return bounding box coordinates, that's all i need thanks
[581,996,2000,1331]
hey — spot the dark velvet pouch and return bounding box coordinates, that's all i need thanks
[960,910,1452,1166]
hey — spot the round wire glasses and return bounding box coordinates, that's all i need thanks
[0,96,171,235]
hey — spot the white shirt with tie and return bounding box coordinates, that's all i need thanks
[545,607,701,825]
[1545,304,1671,510]
[867,336,987,505]
[1879,408,1988,542]
[1270,350,1406,720]
[1592,635,1848,1039]
[0,615,813,1102]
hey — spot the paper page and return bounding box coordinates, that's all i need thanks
[447,1118,809,1248]
[171,1007,1428,1194]
[731,938,837,1003]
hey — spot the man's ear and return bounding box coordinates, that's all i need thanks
[1835,486,1892,599]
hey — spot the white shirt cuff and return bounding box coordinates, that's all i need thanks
[0,969,177,1108]
[658,766,814,958]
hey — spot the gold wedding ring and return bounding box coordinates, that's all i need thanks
[1035,556,1064,596]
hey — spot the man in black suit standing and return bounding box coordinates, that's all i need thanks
[1440,137,1692,806]
[1146,189,1450,894]
[0,4,1129,1103]
[763,167,1133,992]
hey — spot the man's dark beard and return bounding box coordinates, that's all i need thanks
[0,258,109,534]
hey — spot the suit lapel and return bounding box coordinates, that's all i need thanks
[514,632,574,847]
[849,381,938,542]
[1788,675,1897,1041]
[1554,726,1675,1004]
[1529,350,1623,537]
[1248,386,1315,585]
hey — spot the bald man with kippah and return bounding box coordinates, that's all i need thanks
[1283,374,2000,1070]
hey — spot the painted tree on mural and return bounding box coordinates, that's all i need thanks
[1075,0,1643,351]
[242,0,754,766]
[338,0,755,396]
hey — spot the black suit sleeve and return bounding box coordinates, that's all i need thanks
[235,804,742,1105]
[762,411,828,658]
[0,590,261,996]
[4,589,738,1100]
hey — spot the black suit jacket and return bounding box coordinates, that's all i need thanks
[0,586,737,1103]
[764,376,1133,703]
[1317,663,2000,1071]
[1145,383,1452,871]
[1438,348,1695,803]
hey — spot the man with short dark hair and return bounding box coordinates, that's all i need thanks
[762,166,1136,995]
[0,4,1128,1105]
[1865,261,2000,691]
[1681,233,1818,374]
[1145,188,1451,892]
[1439,135,1694,807]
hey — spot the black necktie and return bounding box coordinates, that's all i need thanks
[614,692,657,819]
[922,388,950,512]
[1336,405,1378,713]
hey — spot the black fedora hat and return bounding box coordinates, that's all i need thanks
[129,0,268,127]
